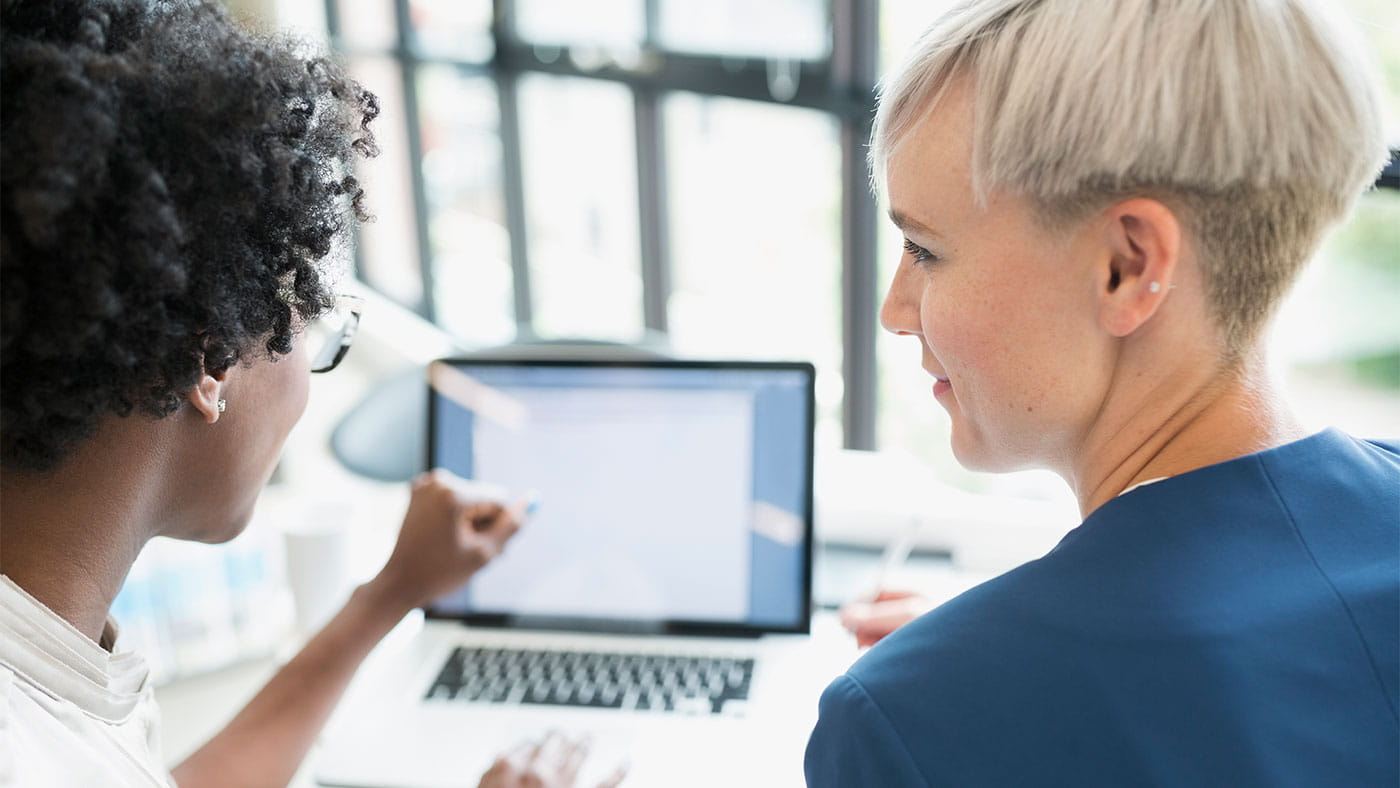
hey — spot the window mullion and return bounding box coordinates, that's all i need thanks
[833,0,880,450]
[493,0,534,334]
[394,0,436,320]
[635,87,671,334]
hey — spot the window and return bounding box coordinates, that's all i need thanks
[517,75,644,342]
[417,66,514,343]
[326,0,878,451]
[663,94,846,445]
[325,0,1398,465]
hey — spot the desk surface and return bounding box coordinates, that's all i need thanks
[154,549,994,786]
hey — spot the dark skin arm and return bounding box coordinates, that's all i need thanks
[171,470,521,788]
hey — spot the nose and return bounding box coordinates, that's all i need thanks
[879,259,922,337]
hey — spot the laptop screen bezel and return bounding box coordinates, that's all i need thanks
[422,357,816,637]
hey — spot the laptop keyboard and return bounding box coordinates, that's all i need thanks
[425,646,755,716]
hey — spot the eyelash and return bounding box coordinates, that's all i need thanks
[903,238,939,266]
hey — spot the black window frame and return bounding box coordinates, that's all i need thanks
[325,0,1399,453]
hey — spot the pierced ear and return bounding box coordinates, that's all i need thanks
[1097,198,1182,338]
[187,367,228,424]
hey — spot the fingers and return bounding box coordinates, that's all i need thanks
[872,588,921,602]
[526,730,566,774]
[839,588,923,629]
[838,600,865,631]
[416,468,525,544]
[840,592,933,646]
[841,591,928,624]
[462,501,509,532]
[388,470,534,609]
[478,755,516,788]
[559,734,591,784]
[487,731,594,787]
[595,762,629,788]
[855,627,889,648]
[504,737,537,771]
[462,503,522,555]
[839,599,887,632]
[857,605,924,634]
[850,613,906,647]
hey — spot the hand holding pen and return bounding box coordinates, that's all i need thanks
[372,469,541,611]
[839,518,935,648]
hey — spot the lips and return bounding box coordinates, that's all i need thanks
[923,366,952,397]
[922,366,949,383]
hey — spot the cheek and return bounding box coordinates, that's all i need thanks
[282,348,311,429]
[916,276,998,374]
[242,350,310,467]
[920,274,1072,411]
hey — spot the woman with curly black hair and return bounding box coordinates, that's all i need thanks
[0,2,603,786]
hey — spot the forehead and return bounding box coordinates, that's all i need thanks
[884,80,977,229]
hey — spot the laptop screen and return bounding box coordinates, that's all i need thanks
[424,359,815,636]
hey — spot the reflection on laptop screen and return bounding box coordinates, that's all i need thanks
[426,360,814,634]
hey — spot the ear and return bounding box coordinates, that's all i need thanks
[187,365,230,425]
[1095,198,1182,338]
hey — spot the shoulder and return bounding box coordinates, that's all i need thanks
[1253,430,1400,701]
[805,673,934,787]
[1247,430,1398,586]
[1255,428,1400,487]
[808,565,1077,783]
[1258,427,1399,519]
[807,431,1400,784]
[0,662,171,788]
[1078,428,1398,554]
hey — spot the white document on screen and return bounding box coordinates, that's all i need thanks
[464,386,755,622]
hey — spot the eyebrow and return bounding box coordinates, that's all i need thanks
[887,209,943,240]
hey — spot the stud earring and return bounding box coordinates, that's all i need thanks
[217,399,227,413]
[1148,281,1162,294]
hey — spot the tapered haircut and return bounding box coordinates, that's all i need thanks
[873,0,1390,354]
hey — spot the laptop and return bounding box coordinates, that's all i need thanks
[315,358,821,787]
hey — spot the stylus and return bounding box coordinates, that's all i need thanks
[873,517,922,594]
[521,489,543,518]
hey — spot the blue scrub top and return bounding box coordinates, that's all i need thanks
[806,429,1399,787]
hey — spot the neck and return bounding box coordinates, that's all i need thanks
[0,418,171,645]
[1071,349,1308,518]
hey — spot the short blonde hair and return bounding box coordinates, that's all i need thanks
[873,0,1391,353]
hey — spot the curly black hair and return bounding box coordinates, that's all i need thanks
[1,0,378,471]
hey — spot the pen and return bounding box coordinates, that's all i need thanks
[872,517,922,596]
[470,490,541,531]
[521,489,543,518]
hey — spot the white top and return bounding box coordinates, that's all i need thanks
[0,575,174,788]
[1117,476,1170,498]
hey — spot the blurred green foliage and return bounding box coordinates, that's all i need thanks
[1329,190,1400,280]
[1344,0,1400,140]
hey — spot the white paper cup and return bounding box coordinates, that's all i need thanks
[282,500,355,635]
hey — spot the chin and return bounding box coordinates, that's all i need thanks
[949,427,1035,473]
[208,522,253,544]
[186,507,256,544]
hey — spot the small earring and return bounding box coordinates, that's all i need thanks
[217,399,227,413]
[1148,281,1163,293]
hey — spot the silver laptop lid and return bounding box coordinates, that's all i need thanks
[424,358,815,637]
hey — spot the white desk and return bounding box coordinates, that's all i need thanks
[154,552,994,787]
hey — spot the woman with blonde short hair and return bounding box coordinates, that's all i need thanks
[806,0,1398,784]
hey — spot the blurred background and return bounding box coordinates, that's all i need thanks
[128,0,1398,692]
[289,0,1400,477]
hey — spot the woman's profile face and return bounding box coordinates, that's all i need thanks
[880,81,1114,472]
